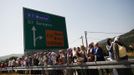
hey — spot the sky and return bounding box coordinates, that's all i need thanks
[0,0,134,57]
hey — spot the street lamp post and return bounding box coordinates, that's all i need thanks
[80,36,84,46]
[84,31,88,50]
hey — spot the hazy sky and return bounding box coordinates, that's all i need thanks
[0,0,134,56]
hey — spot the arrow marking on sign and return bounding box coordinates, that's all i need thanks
[32,26,42,48]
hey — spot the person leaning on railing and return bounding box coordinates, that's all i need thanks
[112,36,133,75]
[112,36,128,61]
[106,38,114,61]
[87,42,95,62]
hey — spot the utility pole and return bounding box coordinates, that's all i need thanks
[80,36,84,46]
[84,31,88,50]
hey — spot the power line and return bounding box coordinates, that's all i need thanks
[87,31,123,34]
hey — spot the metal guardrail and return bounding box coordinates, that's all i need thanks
[0,60,134,71]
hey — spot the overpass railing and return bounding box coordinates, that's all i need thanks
[0,60,134,71]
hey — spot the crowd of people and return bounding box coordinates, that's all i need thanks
[0,36,133,75]
[0,42,105,68]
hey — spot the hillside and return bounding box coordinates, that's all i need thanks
[99,29,134,55]
[120,29,134,46]
[0,54,23,61]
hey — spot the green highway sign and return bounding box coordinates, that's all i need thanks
[23,8,68,52]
